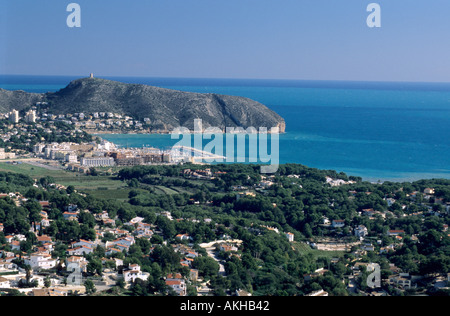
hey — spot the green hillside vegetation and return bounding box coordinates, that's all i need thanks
[0,163,448,296]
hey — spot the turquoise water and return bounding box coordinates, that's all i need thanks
[1,75,450,182]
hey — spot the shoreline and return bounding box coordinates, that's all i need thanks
[92,132,450,184]
[87,129,170,135]
[86,129,286,135]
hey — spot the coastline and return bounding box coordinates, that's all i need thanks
[88,129,170,135]
[93,132,450,184]
[86,128,286,135]
[3,75,450,185]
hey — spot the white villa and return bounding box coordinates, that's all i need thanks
[123,264,149,283]
[24,253,58,270]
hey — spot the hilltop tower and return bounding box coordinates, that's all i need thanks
[90,73,94,79]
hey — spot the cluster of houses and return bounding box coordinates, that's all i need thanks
[57,111,147,131]
[0,107,181,170]
[182,168,226,180]
[2,106,150,133]
[326,176,357,187]
[32,140,172,173]
[0,173,449,297]
[303,186,450,295]
[0,190,251,296]
[302,258,450,296]
[0,223,198,296]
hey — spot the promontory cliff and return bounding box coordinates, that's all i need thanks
[0,77,286,133]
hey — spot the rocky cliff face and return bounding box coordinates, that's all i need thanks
[0,77,286,133]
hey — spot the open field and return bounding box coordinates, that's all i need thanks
[0,161,191,200]
[293,242,347,260]
[153,185,180,195]
[0,161,76,180]
[0,162,128,199]
[87,188,133,201]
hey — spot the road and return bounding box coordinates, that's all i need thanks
[204,247,226,276]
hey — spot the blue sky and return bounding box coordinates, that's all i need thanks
[1,0,450,82]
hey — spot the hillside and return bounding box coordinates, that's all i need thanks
[0,77,286,133]
[0,88,44,113]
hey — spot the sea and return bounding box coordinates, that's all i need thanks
[1,74,450,182]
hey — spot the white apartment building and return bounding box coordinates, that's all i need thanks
[24,110,37,123]
[80,157,115,167]
[9,110,19,123]
[65,153,78,163]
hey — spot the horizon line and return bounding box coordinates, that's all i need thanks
[3,73,450,86]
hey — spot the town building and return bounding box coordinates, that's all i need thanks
[387,230,405,236]
[8,110,19,123]
[354,225,368,238]
[285,232,295,242]
[123,264,149,283]
[24,110,37,123]
[81,157,115,167]
[24,252,58,270]
[165,273,186,296]
[332,219,345,228]
[0,148,15,160]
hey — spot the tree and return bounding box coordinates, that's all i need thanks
[87,258,103,276]
[149,246,181,272]
[20,240,33,253]
[44,276,52,288]
[193,256,220,279]
[89,168,98,176]
[39,176,55,189]
[80,224,96,241]
[66,185,76,195]
[2,289,26,296]
[156,217,176,239]
[84,279,97,295]
[25,265,32,284]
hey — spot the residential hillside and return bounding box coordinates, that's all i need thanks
[0,163,449,297]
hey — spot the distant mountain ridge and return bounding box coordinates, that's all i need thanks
[0,77,286,133]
